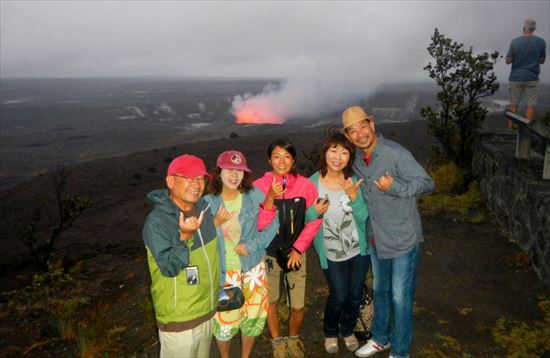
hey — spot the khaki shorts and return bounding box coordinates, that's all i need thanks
[158,318,212,358]
[266,254,307,309]
[509,81,539,106]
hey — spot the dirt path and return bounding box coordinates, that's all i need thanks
[199,212,547,357]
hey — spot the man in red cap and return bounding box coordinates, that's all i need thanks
[143,154,219,358]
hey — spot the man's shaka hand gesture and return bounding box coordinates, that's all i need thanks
[373,172,393,192]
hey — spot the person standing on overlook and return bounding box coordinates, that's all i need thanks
[506,18,546,129]
[340,106,434,358]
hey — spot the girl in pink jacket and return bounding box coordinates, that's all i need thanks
[253,138,326,358]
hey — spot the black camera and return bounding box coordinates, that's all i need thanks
[316,194,329,205]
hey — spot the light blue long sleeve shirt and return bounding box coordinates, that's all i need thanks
[352,134,434,259]
[203,187,279,286]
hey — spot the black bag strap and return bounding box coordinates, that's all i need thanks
[279,270,296,308]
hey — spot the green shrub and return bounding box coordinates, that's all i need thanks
[51,297,90,341]
[420,181,482,215]
[430,162,464,194]
[76,304,127,358]
[31,261,72,293]
[468,211,486,224]
[492,298,550,357]
[420,161,484,221]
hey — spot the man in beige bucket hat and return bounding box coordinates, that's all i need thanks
[341,106,434,358]
[341,106,374,132]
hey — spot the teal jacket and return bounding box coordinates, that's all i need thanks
[307,172,369,270]
[203,187,279,286]
[143,189,219,330]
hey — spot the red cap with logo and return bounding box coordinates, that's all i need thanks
[167,154,211,178]
[216,150,251,172]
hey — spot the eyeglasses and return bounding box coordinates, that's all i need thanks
[173,175,206,183]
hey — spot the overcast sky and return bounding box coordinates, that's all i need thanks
[1,1,549,119]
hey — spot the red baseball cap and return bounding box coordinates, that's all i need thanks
[167,154,211,178]
[216,150,251,172]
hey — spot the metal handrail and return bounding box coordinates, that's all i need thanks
[505,110,550,180]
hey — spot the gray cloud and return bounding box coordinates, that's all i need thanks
[1,1,549,120]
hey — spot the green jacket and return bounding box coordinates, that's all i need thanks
[307,172,369,270]
[143,189,219,330]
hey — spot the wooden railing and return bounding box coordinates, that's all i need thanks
[505,110,550,180]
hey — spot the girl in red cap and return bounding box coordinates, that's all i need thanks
[204,150,279,358]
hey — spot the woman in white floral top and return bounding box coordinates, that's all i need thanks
[307,131,370,354]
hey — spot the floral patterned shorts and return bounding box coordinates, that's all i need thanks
[213,261,268,341]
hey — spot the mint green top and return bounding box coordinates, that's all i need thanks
[222,193,243,270]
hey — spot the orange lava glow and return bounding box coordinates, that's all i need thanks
[234,105,283,124]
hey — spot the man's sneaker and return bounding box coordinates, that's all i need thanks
[354,339,391,357]
[287,336,305,358]
[272,337,287,358]
[324,337,339,354]
[343,334,359,351]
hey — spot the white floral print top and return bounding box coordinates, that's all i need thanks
[318,183,360,262]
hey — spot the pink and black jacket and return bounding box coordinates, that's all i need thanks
[253,172,322,257]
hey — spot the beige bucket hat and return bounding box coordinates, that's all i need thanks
[341,106,373,133]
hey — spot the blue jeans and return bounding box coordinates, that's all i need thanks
[322,253,371,338]
[370,244,419,358]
